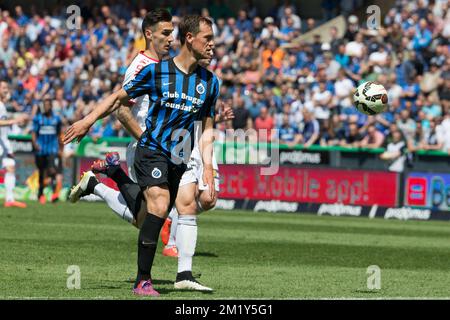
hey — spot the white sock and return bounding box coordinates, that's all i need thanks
[176,215,197,273]
[4,172,16,202]
[81,194,103,202]
[167,207,179,247]
[93,183,134,223]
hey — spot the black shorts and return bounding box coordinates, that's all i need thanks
[134,146,186,211]
[35,154,58,173]
[55,155,63,174]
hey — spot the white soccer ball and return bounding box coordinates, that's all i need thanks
[353,81,388,115]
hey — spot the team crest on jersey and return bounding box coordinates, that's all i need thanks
[152,168,162,179]
[196,83,205,95]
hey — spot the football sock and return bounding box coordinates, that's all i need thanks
[93,183,134,223]
[135,213,165,287]
[55,176,62,195]
[4,172,16,202]
[85,176,99,194]
[106,165,144,215]
[176,270,195,282]
[38,169,45,197]
[176,215,197,273]
[167,207,178,247]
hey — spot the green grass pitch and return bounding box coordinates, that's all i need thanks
[0,202,449,299]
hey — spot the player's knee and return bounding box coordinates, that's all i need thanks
[147,202,169,216]
[143,189,170,215]
[177,201,197,215]
[199,192,217,211]
[4,158,16,173]
[5,165,15,173]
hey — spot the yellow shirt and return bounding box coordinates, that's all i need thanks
[134,35,146,51]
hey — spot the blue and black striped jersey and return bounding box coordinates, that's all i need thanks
[32,113,61,156]
[123,57,219,163]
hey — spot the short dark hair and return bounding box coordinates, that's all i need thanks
[142,8,172,34]
[178,15,213,45]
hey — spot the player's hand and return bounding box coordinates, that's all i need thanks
[216,102,235,123]
[203,166,216,201]
[15,114,29,125]
[63,119,91,144]
[220,104,235,122]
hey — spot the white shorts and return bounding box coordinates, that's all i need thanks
[179,147,220,192]
[126,140,138,183]
[0,153,15,168]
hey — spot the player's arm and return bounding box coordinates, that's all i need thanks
[0,119,16,126]
[63,89,130,144]
[31,119,40,152]
[201,115,215,200]
[0,114,27,127]
[200,77,220,200]
[304,122,320,148]
[288,132,302,147]
[115,103,143,140]
[64,64,154,144]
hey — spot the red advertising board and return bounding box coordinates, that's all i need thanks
[218,165,398,207]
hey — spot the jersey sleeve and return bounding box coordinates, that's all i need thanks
[32,115,40,134]
[122,63,154,99]
[122,63,137,105]
[202,76,219,119]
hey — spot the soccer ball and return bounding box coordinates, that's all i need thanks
[353,81,388,115]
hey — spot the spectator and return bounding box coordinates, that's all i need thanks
[300,109,320,147]
[422,119,444,151]
[276,114,302,147]
[254,106,275,141]
[280,6,301,31]
[261,38,285,71]
[312,80,332,123]
[397,109,417,141]
[380,129,407,172]
[232,97,251,130]
[340,121,364,148]
[360,124,385,149]
[320,114,344,146]
[236,9,252,33]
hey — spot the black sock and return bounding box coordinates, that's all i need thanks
[176,271,195,282]
[86,177,99,194]
[106,166,143,216]
[134,213,166,288]
[38,169,45,197]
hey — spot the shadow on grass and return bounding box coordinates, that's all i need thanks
[354,289,383,294]
[123,278,173,285]
[195,252,218,258]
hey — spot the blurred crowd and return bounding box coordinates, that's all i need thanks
[0,0,449,159]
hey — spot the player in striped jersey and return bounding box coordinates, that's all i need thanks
[69,9,231,291]
[32,97,63,204]
[65,15,218,297]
